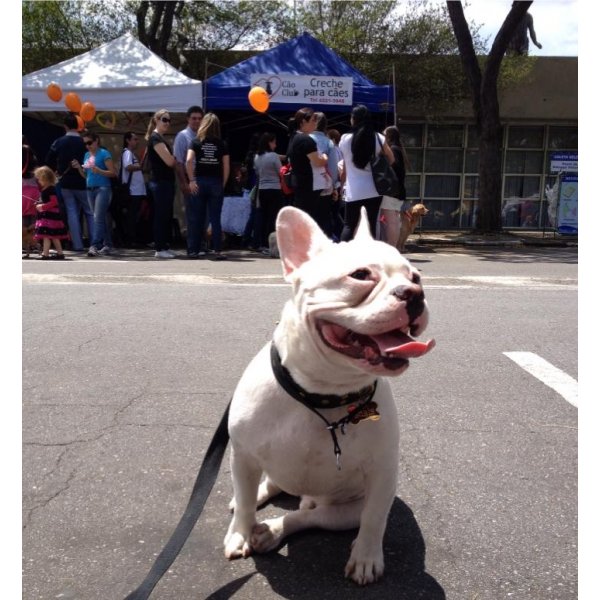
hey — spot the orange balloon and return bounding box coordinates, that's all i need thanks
[64,92,82,113]
[80,102,96,122]
[75,115,85,131]
[248,86,269,113]
[46,82,62,102]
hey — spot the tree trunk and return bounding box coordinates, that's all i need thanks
[477,112,503,232]
[447,0,533,233]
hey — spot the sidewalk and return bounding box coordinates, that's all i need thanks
[409,229,578,248]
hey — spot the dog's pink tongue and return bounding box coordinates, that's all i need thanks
[373,332,436,358]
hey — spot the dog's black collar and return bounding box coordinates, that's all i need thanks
[270,343,377,409]
[270,342,379,470]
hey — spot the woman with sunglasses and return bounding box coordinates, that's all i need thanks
[72,132,117,256]
[145,109,177,258]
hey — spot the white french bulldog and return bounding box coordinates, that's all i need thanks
[224,206,435,585]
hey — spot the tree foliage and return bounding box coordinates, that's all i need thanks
[135,0,288,69]
[272,0,488,112]
[22,1,134,74]
[24,0,523,117]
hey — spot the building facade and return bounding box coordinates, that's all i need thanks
[396,57,578,231]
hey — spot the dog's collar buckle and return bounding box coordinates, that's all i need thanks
[271,343,379,470]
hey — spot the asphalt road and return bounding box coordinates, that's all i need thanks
[22,246,578,600]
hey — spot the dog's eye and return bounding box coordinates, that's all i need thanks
[411,272,421,285]
[349,269,371,281]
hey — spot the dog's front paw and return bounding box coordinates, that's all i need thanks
[250,517,285,553]
[224,530,253,559]
[344,542,384,586]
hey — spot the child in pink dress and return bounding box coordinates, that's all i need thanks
[33,166,69,260]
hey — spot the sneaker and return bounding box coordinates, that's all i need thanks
[165,249,178,258]
[186,252,199,259]
[87,246,100,257]
[155,250,175,259]
[212,253,227,261]
[98,245,112,256]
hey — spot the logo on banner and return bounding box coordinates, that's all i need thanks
[250,74,353,106]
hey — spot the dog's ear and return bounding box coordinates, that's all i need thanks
[276,207,331,279]
[353,207,373,243]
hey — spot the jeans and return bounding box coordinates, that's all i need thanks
[185,193,206,255]
[61,187,94,250]
[87,186,113,248]
[294,188,330,235]
[148,180,175,252]
[341,196,382,242]
[258,188,284,247]
[194,176,224,252]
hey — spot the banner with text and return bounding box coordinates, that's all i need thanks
[557,174,578,235]
[250,74,353,107]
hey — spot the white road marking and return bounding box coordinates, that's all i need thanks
[22,274,577,289]
[503,351,578,407]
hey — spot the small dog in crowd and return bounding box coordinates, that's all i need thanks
[397,203,429,253]
[225,207,435,585]
[22,224,37,258]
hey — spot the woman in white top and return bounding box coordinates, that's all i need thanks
[339,105,395,241]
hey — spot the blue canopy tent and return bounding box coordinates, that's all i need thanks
[205,33,394,115]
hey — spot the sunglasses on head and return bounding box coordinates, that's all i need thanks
[160,117,171,123]
[84,140,94,146]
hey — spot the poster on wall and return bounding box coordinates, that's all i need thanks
[250,74,353,107]
[550,152,578,235]
[557,174,578,234]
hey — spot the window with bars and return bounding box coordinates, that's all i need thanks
[392,122,577,230]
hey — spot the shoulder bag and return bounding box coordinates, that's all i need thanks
[370,136,399,198]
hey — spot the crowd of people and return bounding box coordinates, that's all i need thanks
[22,103,416,260]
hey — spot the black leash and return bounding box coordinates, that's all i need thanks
[124,401,231,600]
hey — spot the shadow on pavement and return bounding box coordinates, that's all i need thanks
[207,497,445,600]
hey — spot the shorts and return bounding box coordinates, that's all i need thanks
[380,195,403,211]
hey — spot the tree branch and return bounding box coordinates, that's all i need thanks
[486,1,532,83]
[446,1,482,120]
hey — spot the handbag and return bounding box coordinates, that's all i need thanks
[370,136,399,198]
[280,162,294,195]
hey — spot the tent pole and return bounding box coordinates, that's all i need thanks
[204,57,208,110]
[392,63,397,126]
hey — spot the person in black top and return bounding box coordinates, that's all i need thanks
[45,114,94,252]
[286,107,328,229]
[378,125,410,249]
[186,113,230,260]
[144,109,177,258]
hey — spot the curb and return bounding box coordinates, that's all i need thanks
[412,238,577,248]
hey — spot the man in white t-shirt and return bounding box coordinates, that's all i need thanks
[120,132,147,247]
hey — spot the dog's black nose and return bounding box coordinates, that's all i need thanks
[391,285,425,320]
[391,285,418,301]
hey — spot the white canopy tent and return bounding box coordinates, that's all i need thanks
[22,33,202,113]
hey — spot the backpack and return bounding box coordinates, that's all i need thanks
[280,162,294,195]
